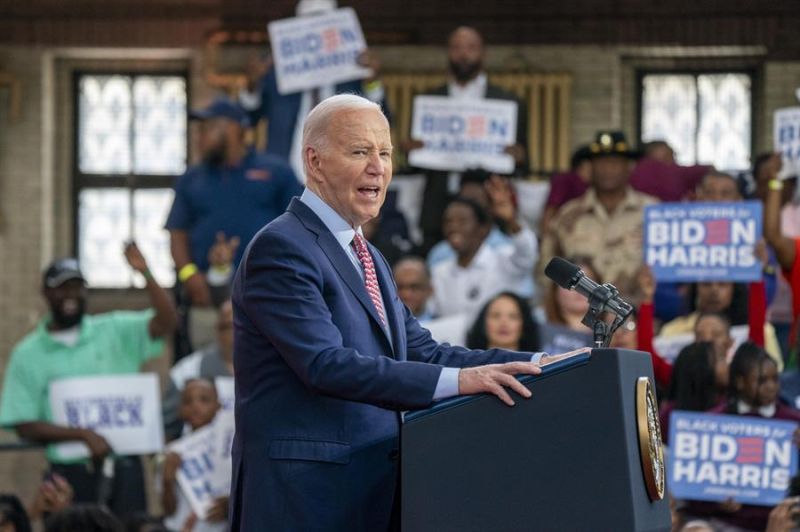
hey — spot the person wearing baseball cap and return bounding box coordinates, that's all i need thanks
[165,96,302,354]
[0,243,177,517]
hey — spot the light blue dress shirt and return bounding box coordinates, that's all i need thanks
[299,188,541,401]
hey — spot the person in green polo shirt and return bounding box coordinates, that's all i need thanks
[0,243,177,518]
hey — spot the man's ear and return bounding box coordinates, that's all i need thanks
[305,145,323,182]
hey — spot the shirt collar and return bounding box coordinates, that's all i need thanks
[448,72,488,100]
[737,399,777,418]
[453,237,493,271]
[300,188,363,252]
[37,315,90,348]
[581,187,640,213]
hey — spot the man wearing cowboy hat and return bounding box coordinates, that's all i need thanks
[537,131,658,302]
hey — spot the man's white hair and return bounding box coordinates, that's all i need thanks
[301,94,384,178]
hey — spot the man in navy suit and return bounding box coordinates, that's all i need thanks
[230,94,548,531]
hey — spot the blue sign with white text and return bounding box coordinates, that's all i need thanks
[669,411,798,506]
[644,201,762,282]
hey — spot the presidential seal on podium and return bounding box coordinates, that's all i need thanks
[636,376,665,501]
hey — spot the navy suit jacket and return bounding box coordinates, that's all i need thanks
[229,198,531,531]
[247,70,391,161]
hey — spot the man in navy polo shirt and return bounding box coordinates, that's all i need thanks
[166,97,302,350]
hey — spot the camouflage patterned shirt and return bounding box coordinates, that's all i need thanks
[537,187,658,302]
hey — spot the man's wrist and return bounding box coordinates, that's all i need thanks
[768,179,784,191]
[178,263,199,283]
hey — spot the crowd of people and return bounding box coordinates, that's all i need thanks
[0,4,799,531]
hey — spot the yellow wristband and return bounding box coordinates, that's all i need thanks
[178,263,199,283]
[768,179,784,191]
[364,80,382,93]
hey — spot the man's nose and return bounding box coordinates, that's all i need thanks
[366,152,384,175]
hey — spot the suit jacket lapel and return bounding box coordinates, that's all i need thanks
[288,200,394,350]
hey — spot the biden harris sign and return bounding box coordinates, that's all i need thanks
[268,8,371,95]
[644,201,762,282]
[669,411,798,506]
[408,96,518,174]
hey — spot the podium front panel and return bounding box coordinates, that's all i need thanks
[401,349,671,532]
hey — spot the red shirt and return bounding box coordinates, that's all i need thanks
[629,158,710,202]
[784,239,800,348]
[637,301,672,390]
[545,171,588,208]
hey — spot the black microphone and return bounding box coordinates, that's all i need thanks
[544,257,633,320]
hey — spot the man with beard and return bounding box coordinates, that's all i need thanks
[407,26,529,254]
[165,98,302,351]
[0,244,177,517]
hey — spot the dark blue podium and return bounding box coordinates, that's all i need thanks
[401,349,671,531]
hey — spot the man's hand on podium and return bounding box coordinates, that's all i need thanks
[458,362,541,406]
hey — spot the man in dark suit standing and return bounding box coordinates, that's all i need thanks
[230,94,550,531]
[410,26,529,253]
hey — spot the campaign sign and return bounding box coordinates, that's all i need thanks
[49,374,164,460]
[644,201,762,282]
[168,423,230,519]
[408,96,518,174]
[669,411,798,506]
[214,376,235,412]
[774,107,800,179]
[268,8,371,95]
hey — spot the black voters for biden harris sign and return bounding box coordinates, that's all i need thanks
[669,411,798,506]
[644,201,762,283]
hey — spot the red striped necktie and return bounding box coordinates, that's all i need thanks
[351,233,387,327]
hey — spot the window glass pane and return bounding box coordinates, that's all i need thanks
[78,75,132,174]
[79,189,132,288]
[133,76,187,175]
[641,74,697,166]
[133,188,176,287]
[697,73,751,171]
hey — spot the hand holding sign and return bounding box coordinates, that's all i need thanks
[205,496,230,522]
[357,49,381,83]
[163,451,182,483]
[504,143,526,166]
[766,497,800,532]
[81,429,112,460]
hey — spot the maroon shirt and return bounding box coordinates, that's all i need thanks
[545,171,589,208]
[630,158,710,202]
